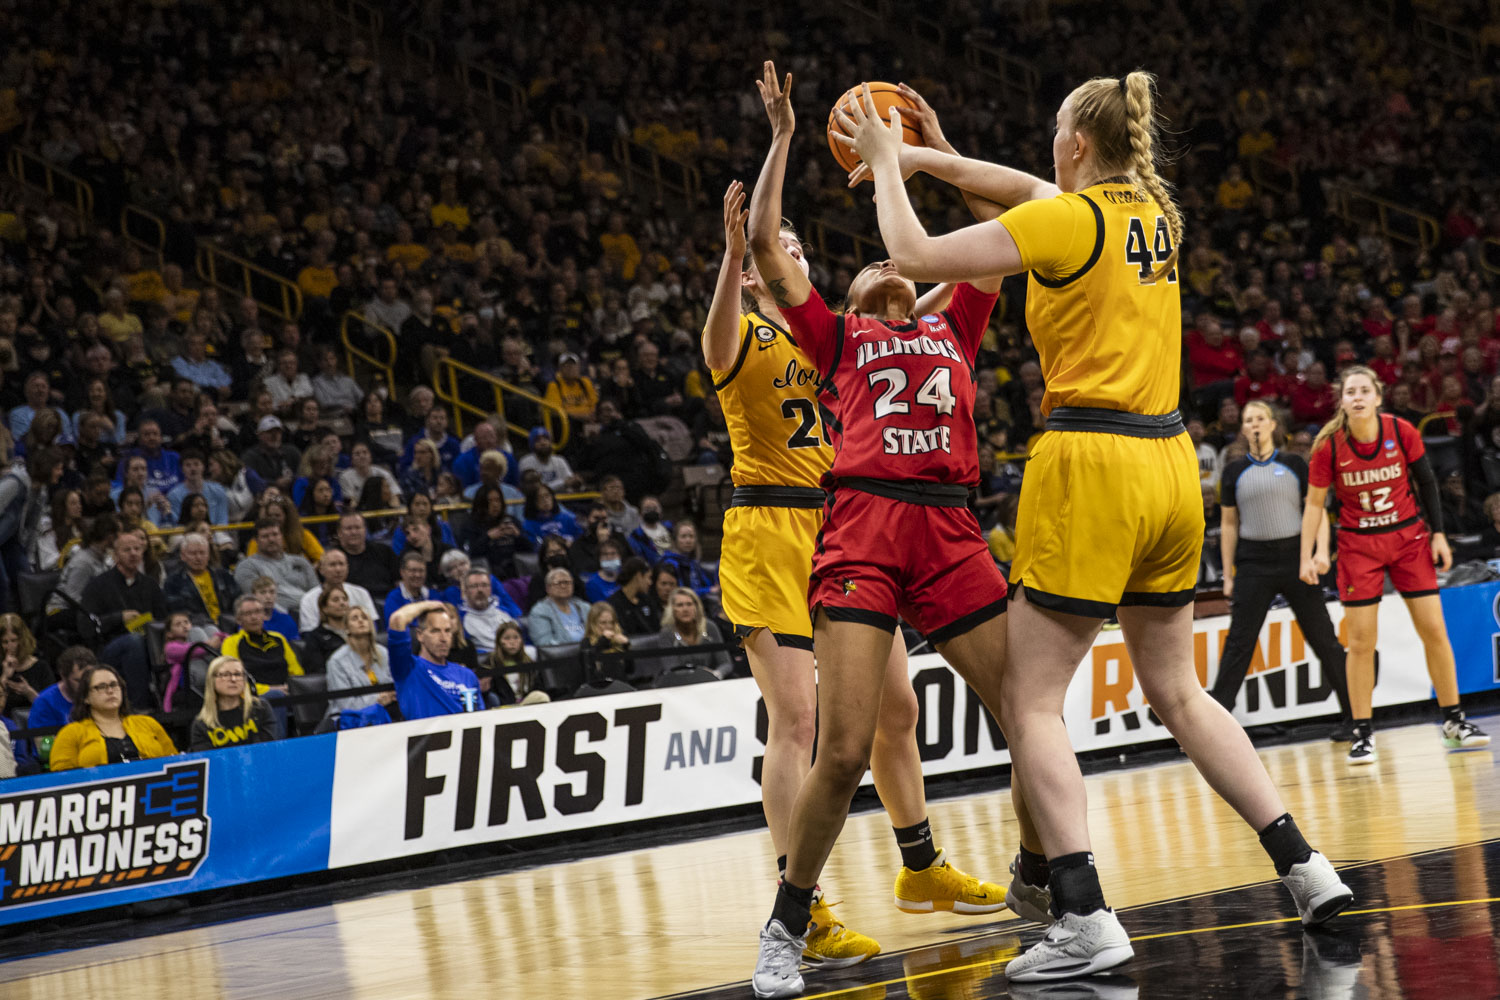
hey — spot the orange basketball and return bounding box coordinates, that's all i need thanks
[827,82,924,174]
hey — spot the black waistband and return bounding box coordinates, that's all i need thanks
[1344,515,1420,535]
[1045,406,1186,438]
[729,485,826,509]
[840,477,970,507]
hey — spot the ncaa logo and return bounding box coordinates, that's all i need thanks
[921,314,942,323]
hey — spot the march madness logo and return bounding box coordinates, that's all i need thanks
[0,761,209,907]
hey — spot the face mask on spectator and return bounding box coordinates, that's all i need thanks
[546,553,570,568]
[600,558,621,574]
[642,508,660,525]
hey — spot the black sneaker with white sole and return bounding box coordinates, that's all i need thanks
[1346,736,1375,766]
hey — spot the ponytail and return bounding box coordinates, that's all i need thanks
[1122,71,1182,284]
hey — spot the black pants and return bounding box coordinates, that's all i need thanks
[1210,568,1351,721]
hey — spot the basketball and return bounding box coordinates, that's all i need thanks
[826,81,924,174]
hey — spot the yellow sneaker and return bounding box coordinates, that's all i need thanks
[894,848,1007,914]
[804,893,881,968]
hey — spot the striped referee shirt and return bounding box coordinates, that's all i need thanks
[1221,451,1308,542]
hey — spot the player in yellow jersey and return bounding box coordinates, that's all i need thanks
[708,79,1009,976]
[838,73,1351,981]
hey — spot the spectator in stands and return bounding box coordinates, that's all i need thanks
[221,595,303,697]
[397,515,451,585]
[234,522,318,614]
[518,427,580,490]
[461,485,529,578]
[78,527,166,707]
[577,400,672,501]
[0,614,47,709]
[355,392,405,464]
[657,520,719,603]
[264,350,314,415]
[367,277,413,337]
[521,484,583,544]
[241,416,301,491]
[649,564,677,622]
[73,376,127,445]
[608,558,657,637]
[386,599,483,719]
[8,371,74,441]
[293,443,343,508]
[48,664,176,770]
[229,328,274,400]
[633,340,683,416]
[98,289,143,345]
[289,398,326,454]
[569,507,627,575]
[74,415,119,482]
[544,353,598,422]
[396,491,456,549]
[49,512,116,614]
[0,448,61,603]
[585,538,625,602]
[211,450,258,523]
[336,511,399,600]
[248,577,299,639]
[117,419,182,495]
[1290,362,1338,426]
[453,421,506,483]
[29,486,81,571]
[300,584,351,676]
[164,532,239,629]
[459,568,517,656]
[323,606,396,724]
[402,406,461,471]
[299,548,377,633]
[585,602,631,677]
[167,451,229,525]
[492,622,543,703]
[401,438,444,497]
[113,454,171,527]
[628,495,672,562]
[312,345,365,417]
[527,567,591,645]
[189,657,278,750]
[171,331,232,398]
[385,550,438,624]
[1441,470,1489,537]
[340,441,402,508]
[251,492,325,562]
[24,646,96,731]
[461,451,523,508]
[655,588,731,679]
[598,474,640,534]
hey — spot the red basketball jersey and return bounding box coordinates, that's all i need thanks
[1308,414,1426,532]
[781,283,998,485]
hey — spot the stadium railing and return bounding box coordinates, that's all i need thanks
[431,354,573,446]
[1327,183,1440,251]
[457,59,528,122]
[319,0,384,53]
[809,216,886,267]
[1413,12,1482,66]
[963,40,1042,106]
[1248,153,1298,196]
[340,310,398,398]
[4,147,94,220]
[612,136,702,213]
[195,243,305,321]
[121,204,167,265]
[1481,238,1500,278]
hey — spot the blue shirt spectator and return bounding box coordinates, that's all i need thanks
[8,372,75,441]
[166,453,230,524]
[114,419,182,494]
[401,409,462,470]
[387,601,483,720]
[521,485,583,545]
[171,333,233,392]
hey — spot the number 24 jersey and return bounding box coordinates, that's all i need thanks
[781,283,999,485]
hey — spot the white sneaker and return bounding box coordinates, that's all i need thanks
[1346,736,1376,766]
[752,919,806,999]
[1280,852,1353,926]
[1007,854,1054,924]
[1006,909,1133,982]
[1441,718,1490,749]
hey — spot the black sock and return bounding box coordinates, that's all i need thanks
[769,881,814,936]
[776,854,787,879]
[1019,845,1050,888]
[1353,719,1373,740]
[1049,852,1105,917]
[894,818,938,871]
[1258,813,1313,876]
[1442,704,1464,725]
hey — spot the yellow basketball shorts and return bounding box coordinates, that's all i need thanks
[719,504,822,650]
[1011,430,1204,616]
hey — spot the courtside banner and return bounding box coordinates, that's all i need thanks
[0,736,334,925]
[1440,578,1500,696]
[327,600,1431,865]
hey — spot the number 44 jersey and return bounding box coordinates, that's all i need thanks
[781,283,999,485]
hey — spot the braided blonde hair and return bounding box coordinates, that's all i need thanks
[1067,70,1183,284]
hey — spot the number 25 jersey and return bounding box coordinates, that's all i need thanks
[709,310,832,489]
[781,283,999,485]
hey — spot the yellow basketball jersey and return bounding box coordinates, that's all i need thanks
[999,181,1182,416]
[709,310,833,489]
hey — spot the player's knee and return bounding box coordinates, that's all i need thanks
[816,739,872,787]
[876,684,919,736]
[1345,632,1378,657]
[774,701,817,752]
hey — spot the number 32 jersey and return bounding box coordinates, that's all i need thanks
[710,310,832,489]
[1308,413,1425,533]
[781,283,999,485]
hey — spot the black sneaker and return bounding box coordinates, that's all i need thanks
[1328,721,1355,743]
[1346,736,1376,766]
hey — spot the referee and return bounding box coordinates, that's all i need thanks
[1213,401,1352,737]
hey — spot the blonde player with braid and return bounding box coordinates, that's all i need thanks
[836,71,1352,981]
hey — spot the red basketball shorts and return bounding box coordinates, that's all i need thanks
[807,488,1007,644]
[1336,521,1438,606]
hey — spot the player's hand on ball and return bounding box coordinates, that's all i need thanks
[723,180,748,258]
[1431,533,1453,572]
[1299,557,1320,586]
[832,83,903,172]
[895,83,950,151]
[757,61,795,137]
[846,146,920,188]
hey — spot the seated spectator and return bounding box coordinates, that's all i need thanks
[336,511,400,600]
[169,490,237,560]
[116,419,182,495]
[649,564,677,623]
[49,512,116,614]
[113,454,173,527]
[189,656,279,750]
[518,426,580,490]
[656,520,720,604]
[525,535,580,607]
[312,344,365,416]
[31,479,81,575]
[384,550,438,624]
[0,678,38,774]
[249,577,300,639]
[527,567,592,645]
[293,442,344,508]
[164,532,240,629]
[299,548,377,634]
[323,606,396,724]
[402,406,461,471]
[461,485,530,578]
[627,495,672,562]
[401,438,444,497]
[24,646,96,730]
[8,371,75,442]
[492,622,545,704]
[608,558,658,636]
[240,416,302,491]
[72,376,127,445]
[248,492,325,563]
[585,538,626,602]
[300,584,351,675]
[459,567,522,656]
[235,522,319,614]
[584,601,631,678]
[74,414,120,481]
[1441,470,1489,536]
[221,595,303,696]
[0,613,48,707]
[98,289,143,344]
[569,507,629,575]
[387,600,484,719]
[167,450,230,525]
[79,528,166,708]
[522,484,583,544]
[393,490,456,549]
[599,474,641,534]
[1289,362,1337,426]
[656,588,732,679]
[171,331,232,397]
[1233,350,1283,408]
[354,391,405,462]
[289,398,325,454]
[397,516,453,587]
[49,664,177,770]
[576,400,672,501]
[212,449,259,523]
[159,610,217,712]
[544,352,599,422]
[453,420,510,489]
[339,441,402,508]
[633,340,684,416]
[264,349,314,414]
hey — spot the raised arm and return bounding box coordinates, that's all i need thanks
[746,61,812,310]
[389,598,444,633]
[703,181,750,371]
[904,146,1060,211]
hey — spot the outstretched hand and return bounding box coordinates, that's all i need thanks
[723,180,748,259]
[756,61,795,137]
[831,83,904,175]
[895,82,948,149]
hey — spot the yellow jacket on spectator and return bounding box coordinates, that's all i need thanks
[49,715,177,771]
[545,375,599,420]
[124,268,167,304]
[600,232,641,280]
[431,202,471,231]
[99,311,143,343]
[387,242,430,271]
[298,264,338,299]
